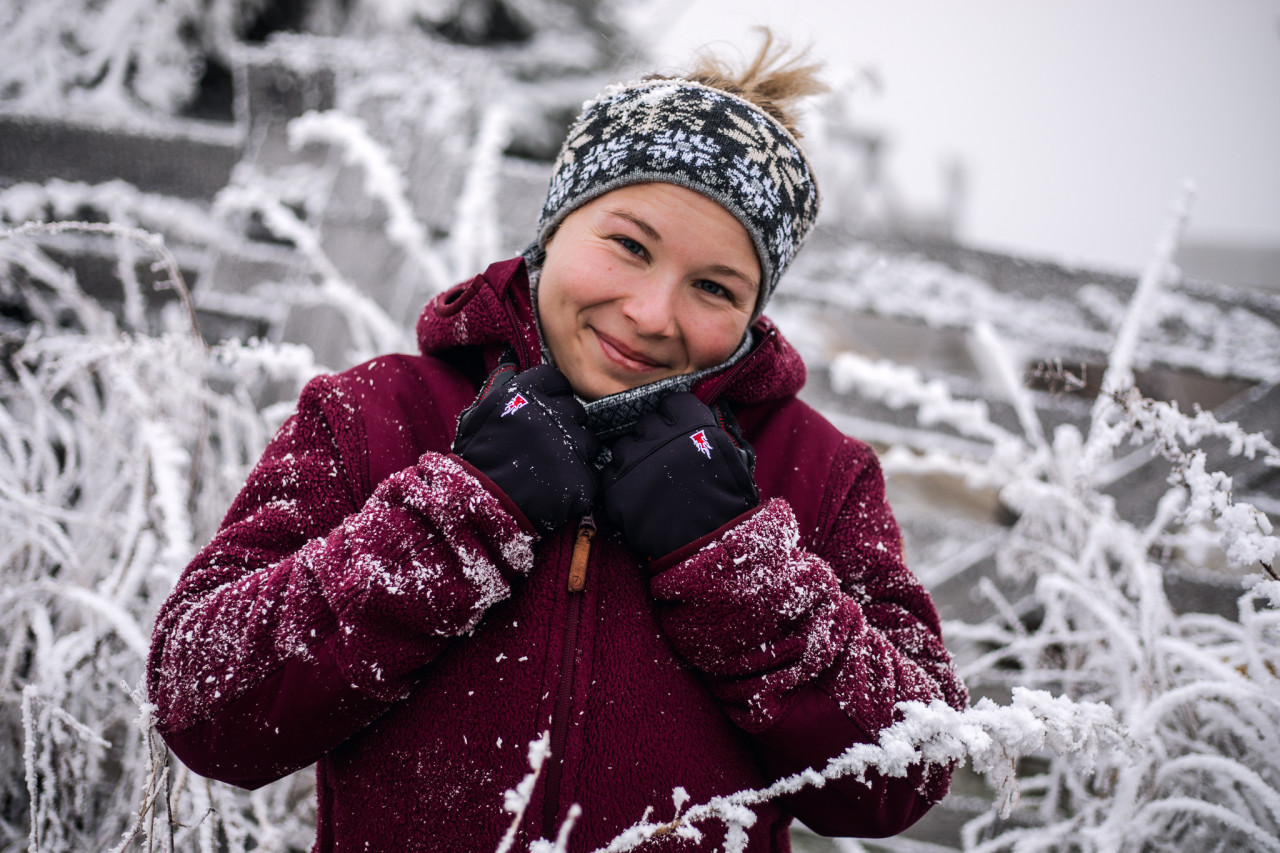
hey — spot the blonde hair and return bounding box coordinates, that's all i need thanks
[653,28,827,139]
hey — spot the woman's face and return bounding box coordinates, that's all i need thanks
[537,182,760,401]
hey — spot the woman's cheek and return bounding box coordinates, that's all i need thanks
[686,316,740,370]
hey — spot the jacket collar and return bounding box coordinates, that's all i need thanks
[416,257,806,406]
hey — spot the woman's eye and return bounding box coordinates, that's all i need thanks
[615,236,646,257]
[694,280,729,299]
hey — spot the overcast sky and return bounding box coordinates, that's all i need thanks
[648,0,1280,275]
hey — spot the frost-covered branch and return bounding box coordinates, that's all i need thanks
[1104,386,1280,576]
[1,219,202,344]
[449,103,513,281]
[288,110,454,294]
[823,182,1280,851]
[214,183,412,361]
[1093,180,1196,402]
[830,352,1016,447]
[496,733,551,853]
[592,690,1123,852]
[0,0,222,115]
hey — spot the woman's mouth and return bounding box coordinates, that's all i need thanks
[594,330,665,373]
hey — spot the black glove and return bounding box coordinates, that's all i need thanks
[600,393,759,560]
[453,363,600,535]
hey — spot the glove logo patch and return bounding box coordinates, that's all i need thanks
[501,392,530,417]
[690,429,713,459]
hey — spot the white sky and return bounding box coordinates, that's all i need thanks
[648,0,1280,274]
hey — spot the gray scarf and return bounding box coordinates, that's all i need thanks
[581,333,753,440]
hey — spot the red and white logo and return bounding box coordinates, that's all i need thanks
[690,429,712,459]
[501,392,529,417]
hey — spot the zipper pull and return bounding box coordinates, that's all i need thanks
[568,514,595,593]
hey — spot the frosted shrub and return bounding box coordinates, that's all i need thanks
[0,0,625,120]
[0,0,249,116]
[0,55,523,842]
[206,49,521,364]
[830,189,1280,851]
[0,225,320,852]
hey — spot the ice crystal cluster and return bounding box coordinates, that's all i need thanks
[2,2,1279,852]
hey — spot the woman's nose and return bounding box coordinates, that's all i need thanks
[621,281,678,337]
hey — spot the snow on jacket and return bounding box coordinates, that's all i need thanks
[147,257,968,851]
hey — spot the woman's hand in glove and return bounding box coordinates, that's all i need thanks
[453,364,600,536]
[600,393,759,560]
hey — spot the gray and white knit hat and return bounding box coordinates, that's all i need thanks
[535,78,821,311]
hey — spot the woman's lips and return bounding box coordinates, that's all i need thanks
[593,330,664,372]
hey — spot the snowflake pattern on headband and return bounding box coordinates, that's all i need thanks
[537,79,820,306]
[648,129,720,169]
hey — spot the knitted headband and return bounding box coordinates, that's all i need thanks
[535,78,821,310]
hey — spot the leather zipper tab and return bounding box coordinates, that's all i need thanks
[568,515,595,593]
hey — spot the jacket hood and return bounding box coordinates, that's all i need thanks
[416,257,807,407]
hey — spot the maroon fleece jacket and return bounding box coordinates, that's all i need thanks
[147,257,968,851]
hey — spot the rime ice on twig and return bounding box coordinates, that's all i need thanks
[288,110,454,295]
[1093,180,1196,403]
[214,183,412,363]
[592,690,1123,852]
[495,733,551,853]
[494,734,584,853]
[1,219,203,344]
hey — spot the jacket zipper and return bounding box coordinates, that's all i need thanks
[502,289,534,371]
[542,514,594,838]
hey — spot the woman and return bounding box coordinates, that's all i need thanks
[148,37,968,851]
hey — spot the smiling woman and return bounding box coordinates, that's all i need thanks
[147,29,968,852]
[538,182,760,400]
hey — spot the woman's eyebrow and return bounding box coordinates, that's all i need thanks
[607,207,758,290]
[606,209,661,242]
[707,264,760,290]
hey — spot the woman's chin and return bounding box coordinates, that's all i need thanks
[572,376,636,402]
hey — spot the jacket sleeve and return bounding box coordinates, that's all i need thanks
[146,373,535,789]
[648,439,968,838]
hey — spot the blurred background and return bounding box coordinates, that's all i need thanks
[651,0,1280,288]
